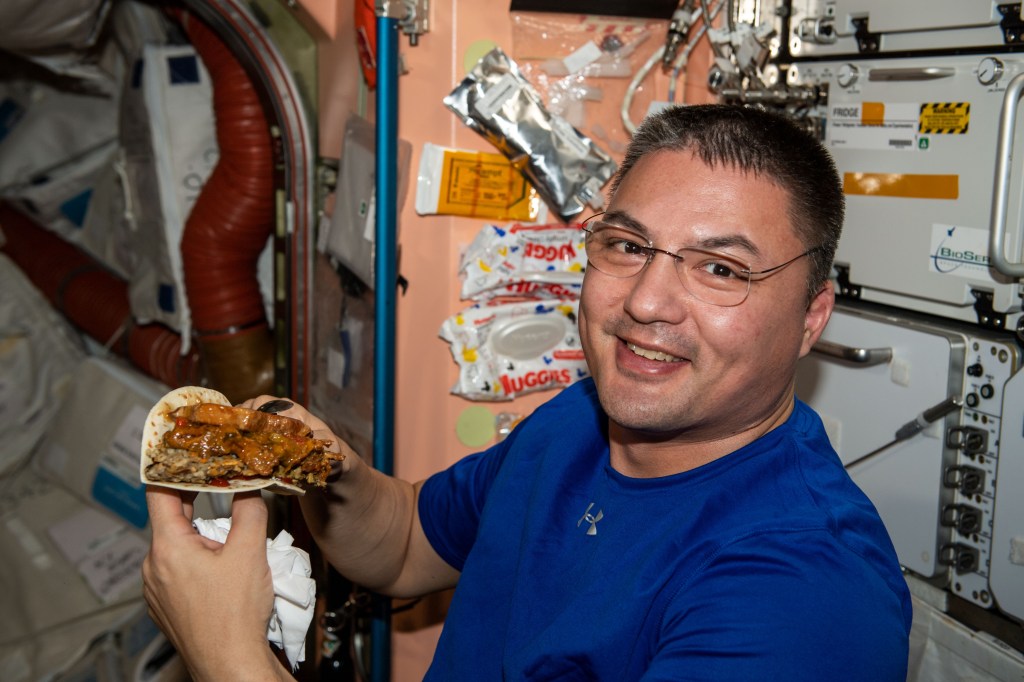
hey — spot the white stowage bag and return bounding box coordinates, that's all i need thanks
[0,0,111,54]
[0,78,119,218]
[116,43,219,342]
[0,0,208,342]
[0,254,86,476]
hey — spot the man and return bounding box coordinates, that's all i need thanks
[143,104,912,680]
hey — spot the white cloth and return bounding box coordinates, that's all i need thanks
[192,517,315,670]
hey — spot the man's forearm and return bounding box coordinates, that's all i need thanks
[297,457,437,597]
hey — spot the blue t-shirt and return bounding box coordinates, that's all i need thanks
[419,379,912,681]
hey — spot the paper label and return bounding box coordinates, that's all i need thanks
[78,531,148,602]
[475,73,519,120]
[919,102,970,134]
[436,149,538,221]
[828,102,920,151]
[49,507,147,602]
[93,468,149,529]
[929,223,993,280]
[102,404,150,483]
[562,41,602,74]
[93,403,149,528]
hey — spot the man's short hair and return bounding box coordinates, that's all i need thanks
[612,104,844,301]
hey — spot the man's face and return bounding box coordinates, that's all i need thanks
[579,150,832,447]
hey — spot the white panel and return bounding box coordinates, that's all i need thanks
[789,0,1010,55]
[790,54,1024,327]
[796,306,965,577]
[830,0,1000,35]
[989,367,1024,622]
[908,588,1024,681]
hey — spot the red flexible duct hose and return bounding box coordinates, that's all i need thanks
[0,202,203,387]
[176,11,276,403]
[1,13,277,401]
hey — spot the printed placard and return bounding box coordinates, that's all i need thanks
[828,102,920,151]
[49,507,147,602]
[929,223,993,280]
[919,103,970,134]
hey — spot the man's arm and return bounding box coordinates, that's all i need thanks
[245,397,461,598]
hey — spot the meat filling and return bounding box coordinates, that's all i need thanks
[149,412,336,486]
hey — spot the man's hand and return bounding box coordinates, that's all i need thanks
[242,396,355,481]
[142,487,288,680]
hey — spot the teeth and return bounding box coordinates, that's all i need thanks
[627,343,682,362]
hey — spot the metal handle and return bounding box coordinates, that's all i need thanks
[867,66,956,81]
[990,72,1024,277]
[811,339,892,366]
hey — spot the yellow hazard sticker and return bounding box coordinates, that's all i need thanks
[919,103,970,134]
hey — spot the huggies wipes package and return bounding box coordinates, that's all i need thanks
[440,299,587,401]
[460,223,586,301]
[441,222,591,401]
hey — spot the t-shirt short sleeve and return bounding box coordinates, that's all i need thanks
[418,440,511,571]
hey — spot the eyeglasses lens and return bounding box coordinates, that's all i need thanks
[582,224,752,307]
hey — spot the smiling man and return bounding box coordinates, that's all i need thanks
[580,109,839,478]
[143,105,912,681]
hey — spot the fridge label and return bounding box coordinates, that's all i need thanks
[828,102,919,151]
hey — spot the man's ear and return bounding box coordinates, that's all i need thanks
[800,281,835,358]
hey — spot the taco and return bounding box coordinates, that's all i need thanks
[140,386,341,495]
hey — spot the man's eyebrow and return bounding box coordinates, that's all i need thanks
[698,234,761,259]
[600,210,763,259]
[599,210,650,237]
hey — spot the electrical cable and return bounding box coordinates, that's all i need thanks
[844,396,963,469]
[699,0,728,60]
[669,0,724,103]
[622,0,724,134]
[621,44,666,135]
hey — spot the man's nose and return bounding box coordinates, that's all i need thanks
[622,251,692,323]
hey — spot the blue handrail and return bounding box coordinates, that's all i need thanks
[372,12,399,682]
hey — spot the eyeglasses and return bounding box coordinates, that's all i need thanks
[580,215,822,307]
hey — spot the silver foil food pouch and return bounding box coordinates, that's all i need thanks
[443,46,617,223]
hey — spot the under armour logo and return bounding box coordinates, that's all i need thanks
[577,502,604,536]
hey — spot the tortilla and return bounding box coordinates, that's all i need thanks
[139,385,306,495]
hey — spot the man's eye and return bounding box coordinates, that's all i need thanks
[608,237,646,255]
[698,260,742,279]
[621,240,646,255]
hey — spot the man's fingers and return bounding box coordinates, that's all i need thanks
[225,491,269,551]
[239,395,279,410]
[146,486,200,538]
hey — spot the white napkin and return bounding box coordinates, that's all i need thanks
[192,517,315,670]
